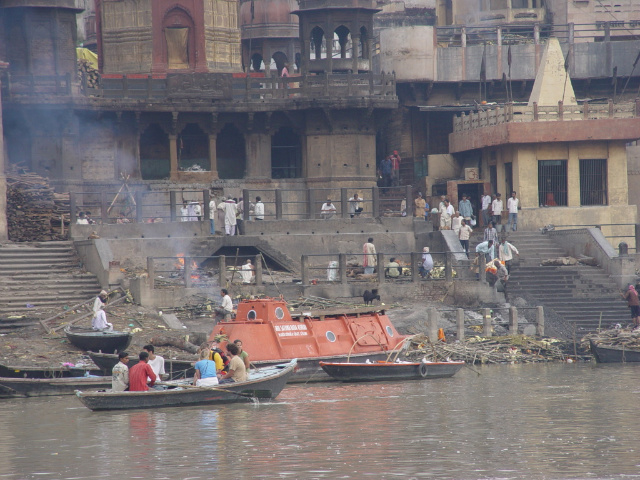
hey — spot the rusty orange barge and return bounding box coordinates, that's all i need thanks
[209,298,407,382]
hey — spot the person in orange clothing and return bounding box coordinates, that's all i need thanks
[128,351,157,391]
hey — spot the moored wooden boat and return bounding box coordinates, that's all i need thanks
[209,297,407,382]
[64,326,132,354]
[75,359,297,411]
[589,339,640,363]
[0,363,101,379]
[88,351,196,379]
[319,360,465,382]
[0,375,112,398]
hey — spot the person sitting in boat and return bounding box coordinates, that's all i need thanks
[218,343,247,384]
[111,351,130,392]
[208,339,229,373]
[234,339,250,370]
[128,351,156,392]
[91,290,113,331]
[143,345,166,382]
[193,349,219,387]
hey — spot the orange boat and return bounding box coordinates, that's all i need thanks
[208,297,407,382]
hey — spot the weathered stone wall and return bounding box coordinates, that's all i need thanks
[101,0,153,74]
[203,0,242,71]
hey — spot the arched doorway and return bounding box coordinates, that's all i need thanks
[310,26,326,60]
[334,25,352,59]
[250,53,264,72]
[272,51,289,75]
[140,124,170,180]
[179,123,210,171]
[271,127,302,179]
[216,123,246,179]
[162,7,195,70]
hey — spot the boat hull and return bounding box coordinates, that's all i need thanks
[88,351,195,379]
[0,363,101,379]
[589,340,640,363]
[0,376,112,398]
[75,360,296,411]
[319,361,464,382]
[64,327,132,354]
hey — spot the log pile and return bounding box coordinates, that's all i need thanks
[6,168,69,242]
[404,333,578,364]
[581,327,640,350]
[77,59,99,89]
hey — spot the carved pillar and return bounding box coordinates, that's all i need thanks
[207,113,220,179]
[352,34,360,72]
[169,135,178,179]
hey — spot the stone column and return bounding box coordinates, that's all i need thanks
[457,308,465,341]
[483,308,493,337]
[169,134,178,179]
[428,307,439,342]
[208,134,219,179]
[509,306,518,335]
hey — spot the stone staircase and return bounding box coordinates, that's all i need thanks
[489,231,631,333]
[0,242,101,317]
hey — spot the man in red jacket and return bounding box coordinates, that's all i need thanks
[128,351,157,391]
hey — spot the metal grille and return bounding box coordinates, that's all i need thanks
[538,160,567,206]
[580,159,608,206]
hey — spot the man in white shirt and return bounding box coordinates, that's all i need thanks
[143,344,166,383]
[254,196,265,220]
[320,199,337,219]
[215,288,234,321]
[209,196,216,234]
[507,191,519,232]
[91,290,113,330]
[481,193,492,227]
[111,352,130,392]
[222,196,237,235]
[492,193,504,232]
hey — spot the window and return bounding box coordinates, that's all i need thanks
[538,160,567,206]
[580,159,608,206]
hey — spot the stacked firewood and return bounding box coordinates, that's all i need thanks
[6,168,69,242]
[77,59,99,89]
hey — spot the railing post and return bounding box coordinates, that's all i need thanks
[445,252,453,282]
[405,185,413,217]
[608,98,614,118]
[568,22,575,46]
[483,308,492,337]
[147,257,155,290]
[369,71,374,95]
[536,306,545,336]
[341,188,349,218]
[461,26,467,48]
[203,189,210,223]
[255,254,263,286]
[136,191,143,223]
[509,306,518,335]
[219,255,226,288]
[275,189,283,219]
[184,257,193,289]
[604,21,611,42]
[635,98,640,117]
[70,193,77,224]
[170,191,177,222]
[301,255,309,286]
[100,191,108,225]
[558,100,564,121]
[583,100,589,120]
[534,23,540,44]
[339,253,348,285]
[533,102,539,121]
[307,188,315,219]
[428,307,439,342]
[411,252,419,283]
[242,189,250,222]
[457,308,465,341]
[372,186,380,218]
[377,253,385,284]
[147,74,152,99]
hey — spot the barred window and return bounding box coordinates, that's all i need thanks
[580,159,608,206]
[538,160,567,206]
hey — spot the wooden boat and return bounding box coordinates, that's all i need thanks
[589,339,640,363]
[88,351,196,379]
[0,375,112,398]
[75,359,297,411]
[319,360,465,382]
[0,363,101,379]
[64,326,132,354]
[209,298,407,382]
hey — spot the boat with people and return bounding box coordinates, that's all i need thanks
[319,359,465,382]
[87,351,196,378]
[0,375,112,398]
[75,359,296,411]
[64,326,132,354]
[589,339,640,363]
[208,297,407,382]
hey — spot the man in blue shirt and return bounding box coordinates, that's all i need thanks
[475,239,495,264]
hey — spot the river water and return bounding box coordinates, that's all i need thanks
[0,363,639,480]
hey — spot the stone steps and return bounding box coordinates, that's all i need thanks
[0,242,101,316]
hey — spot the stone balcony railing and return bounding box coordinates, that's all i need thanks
[452,100,640,133]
